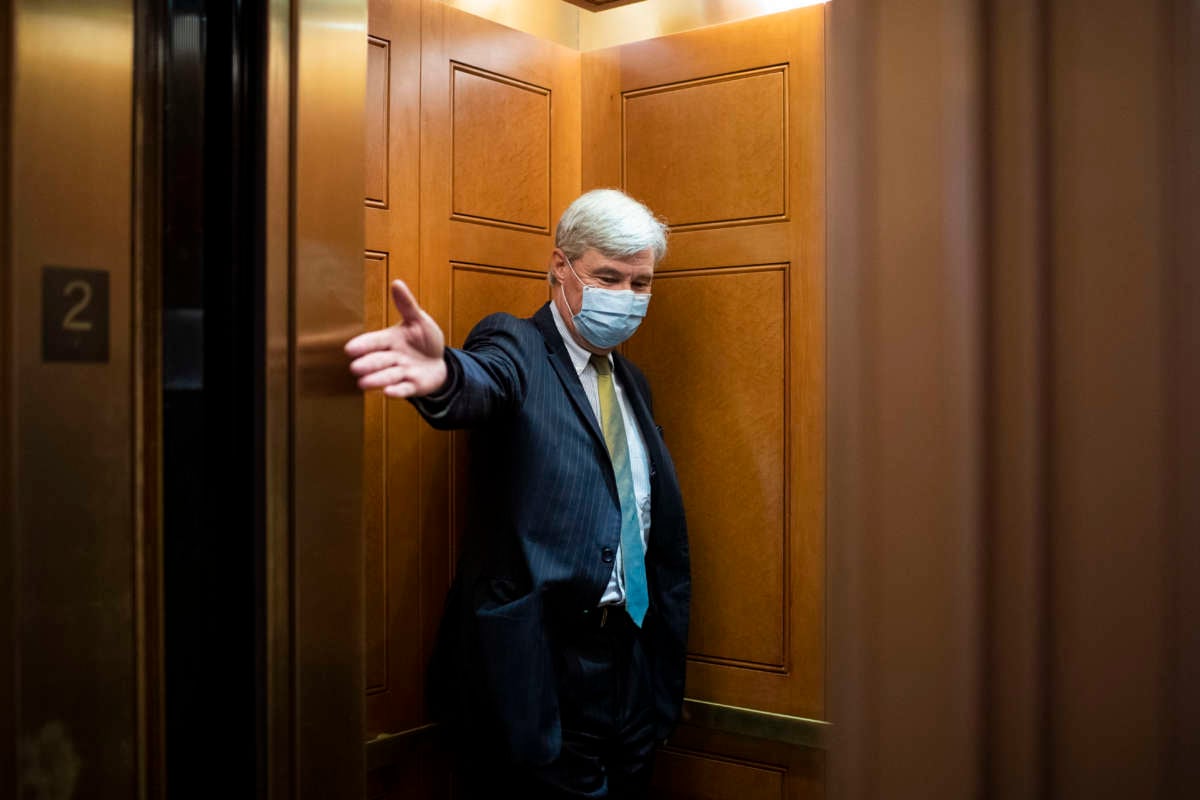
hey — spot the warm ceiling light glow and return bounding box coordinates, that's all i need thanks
[580,0,832,51]
[446,0,834,53]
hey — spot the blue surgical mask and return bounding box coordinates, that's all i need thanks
[562,256,651,349]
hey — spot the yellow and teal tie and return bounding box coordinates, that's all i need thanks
[591,355,649,627]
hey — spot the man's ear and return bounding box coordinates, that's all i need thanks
[549,249,569,283]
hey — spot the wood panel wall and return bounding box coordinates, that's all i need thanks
[419,3,578,587]
[652,725,825,800]
[583,6,827,724]
[363,4,825,799]
[363,2,576,795]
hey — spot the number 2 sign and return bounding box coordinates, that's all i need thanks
[42,266,109,362]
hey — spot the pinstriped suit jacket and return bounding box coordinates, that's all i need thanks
[418,302,691,767]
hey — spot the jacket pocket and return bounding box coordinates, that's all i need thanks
[475,589,562,765]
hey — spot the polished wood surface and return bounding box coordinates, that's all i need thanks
[452,65,551,231]
[365,36,390,209]
[364,3,576,796]
[623,66,787,228]
[364,3,825,797]
[653,724,824,800]
[364,0,426,744]
[628,267,788,670]
[365,0,421,258]
[421,0,580,693]
[658,750,785,799]
[449,265,550,345]
[586,6,827,721]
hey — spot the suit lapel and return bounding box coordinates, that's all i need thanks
[532,304,607,450]
[613,353,663,472]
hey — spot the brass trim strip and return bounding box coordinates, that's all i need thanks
[680,699,830,750]
[363,702,829,773]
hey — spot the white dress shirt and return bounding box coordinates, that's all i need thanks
[549,301,652,606]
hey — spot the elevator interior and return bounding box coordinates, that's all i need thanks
[4,1,1197,798]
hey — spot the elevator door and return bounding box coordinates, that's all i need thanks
[3,1,150,795]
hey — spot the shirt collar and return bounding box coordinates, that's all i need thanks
[549,298,610,376]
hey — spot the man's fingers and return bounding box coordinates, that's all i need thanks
[347,281,445,395]
[349,350,406,377]
[344,328,396,358]
[356,365,414,390]
[383,382,417,399]
[390,279,423,322]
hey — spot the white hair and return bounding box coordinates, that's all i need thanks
[550,189,668,284]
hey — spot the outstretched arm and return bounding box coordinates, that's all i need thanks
[344,280,448,399]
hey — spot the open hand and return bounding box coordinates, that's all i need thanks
[345,280,448,398]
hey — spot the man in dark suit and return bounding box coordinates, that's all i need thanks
[345,189,690,798]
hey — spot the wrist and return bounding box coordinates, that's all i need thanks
[422,351,458,402]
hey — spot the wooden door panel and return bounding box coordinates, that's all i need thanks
[623,66,788,228]
[652,726,824,800]
[449,265,550,345]
[625,267,788,670]
[657,750,786,799]
[419,0,582,645]
[451,64,552,231]
[366,36,390,209]
[659,224,793,273]
[421,0,581,283]
[586,7,826,720]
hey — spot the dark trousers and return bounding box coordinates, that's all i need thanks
[456,606,659,799]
